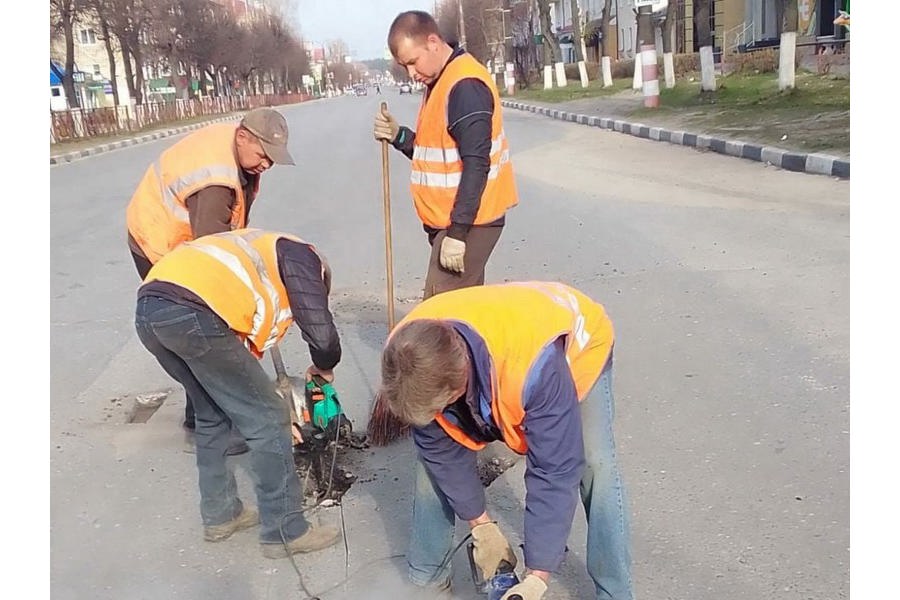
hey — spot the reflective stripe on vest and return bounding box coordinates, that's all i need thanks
[410,144,511,189]
[197,234,281,352]
[234,229,302,350]
[155,159,240,224]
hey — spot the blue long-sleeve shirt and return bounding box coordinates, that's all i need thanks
[412,324,586,573]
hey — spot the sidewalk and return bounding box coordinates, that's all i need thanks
[503,70,849,178]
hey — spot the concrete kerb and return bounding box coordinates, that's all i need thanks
[501,99,850,179]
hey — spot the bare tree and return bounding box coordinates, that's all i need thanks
[50,0,82,108]
[693,0,716,91]
[535,0,563,87]
[435,0,461,46]
[510,0,538,88]
[326,38,349,64]
[570,0,589,87]
[86,0,121,105]
[105,0,152,104]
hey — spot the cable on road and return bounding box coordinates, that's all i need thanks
[278,419,474,599]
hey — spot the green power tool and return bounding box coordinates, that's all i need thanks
[304,375,351,435]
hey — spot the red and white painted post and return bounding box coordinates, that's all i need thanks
[640,44,660,108]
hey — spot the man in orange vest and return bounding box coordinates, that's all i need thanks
[373,10,518,299]
[134,228,342,558]
[379,282,634,600]
[126,107,295,453]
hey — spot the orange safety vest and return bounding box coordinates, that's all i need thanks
[394,282,614,454]
[410,53,518,229]
[126,123,255,263]
[143,228,320,358]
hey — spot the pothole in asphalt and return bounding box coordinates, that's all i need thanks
[293,418,370,505]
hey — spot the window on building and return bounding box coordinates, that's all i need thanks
[51,88,61,97]
[93,64,102,77]
[79,29,97,44]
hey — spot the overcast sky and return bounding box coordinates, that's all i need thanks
[294,0,436,61]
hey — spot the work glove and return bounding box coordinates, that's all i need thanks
[373,106,400,143]
[500,574,548,600]
[471,522,517,581]
[439,236,466,273]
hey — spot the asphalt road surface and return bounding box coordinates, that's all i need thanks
[50,90,849,600]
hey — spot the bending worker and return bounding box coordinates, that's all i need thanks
[134,228,341,558]
[126,107,295,453]
[373,10,518,299]
[379,282,634,600]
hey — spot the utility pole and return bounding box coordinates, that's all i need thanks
[458,0,467,48]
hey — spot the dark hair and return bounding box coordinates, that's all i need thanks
[388,10,444,56]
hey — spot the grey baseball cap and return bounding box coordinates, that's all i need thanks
[240,108,295,165]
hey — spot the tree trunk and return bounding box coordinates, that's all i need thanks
[171,53,188,100]
[198,66,208,98]
[119,39,137,104]
[98,16,120,106]
[570,0,589,86]
[662,2,676,88]
[779,0,798,90]
[536,0,565,86]
[132,42,145,104]
[600,0,613,86]
[694,0,716,91]
[207,68,218,97]
[61,11,79,108]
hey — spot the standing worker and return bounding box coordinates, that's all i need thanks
[373,10,518,299]
[126,107,296,454]
[134,228,342,558]
[379,282,634,600]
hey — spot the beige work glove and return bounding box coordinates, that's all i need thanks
[439,236,466,273]
[471,522,517,581]
[500,574,548,600]
[373,105,400,142]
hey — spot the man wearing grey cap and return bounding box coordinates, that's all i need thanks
[126,107,295,455]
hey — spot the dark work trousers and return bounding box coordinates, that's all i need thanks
[131,249,197,430]
[134,295,309,543]
[423,226,504,300]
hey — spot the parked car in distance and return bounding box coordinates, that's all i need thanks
[354,84,367,96]
[399,82,412,95]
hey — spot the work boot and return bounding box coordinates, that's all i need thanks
[183,425,249,456]
[260,525,341,559]
[404,578,453,600]
[203,505,259,542]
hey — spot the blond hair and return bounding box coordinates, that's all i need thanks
[379,319,468,427]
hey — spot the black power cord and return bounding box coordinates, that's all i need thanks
[278,413,345,600]
[278,418,475,599]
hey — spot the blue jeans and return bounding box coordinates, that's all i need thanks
[134,295,309,544]
[408,362,634,599]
